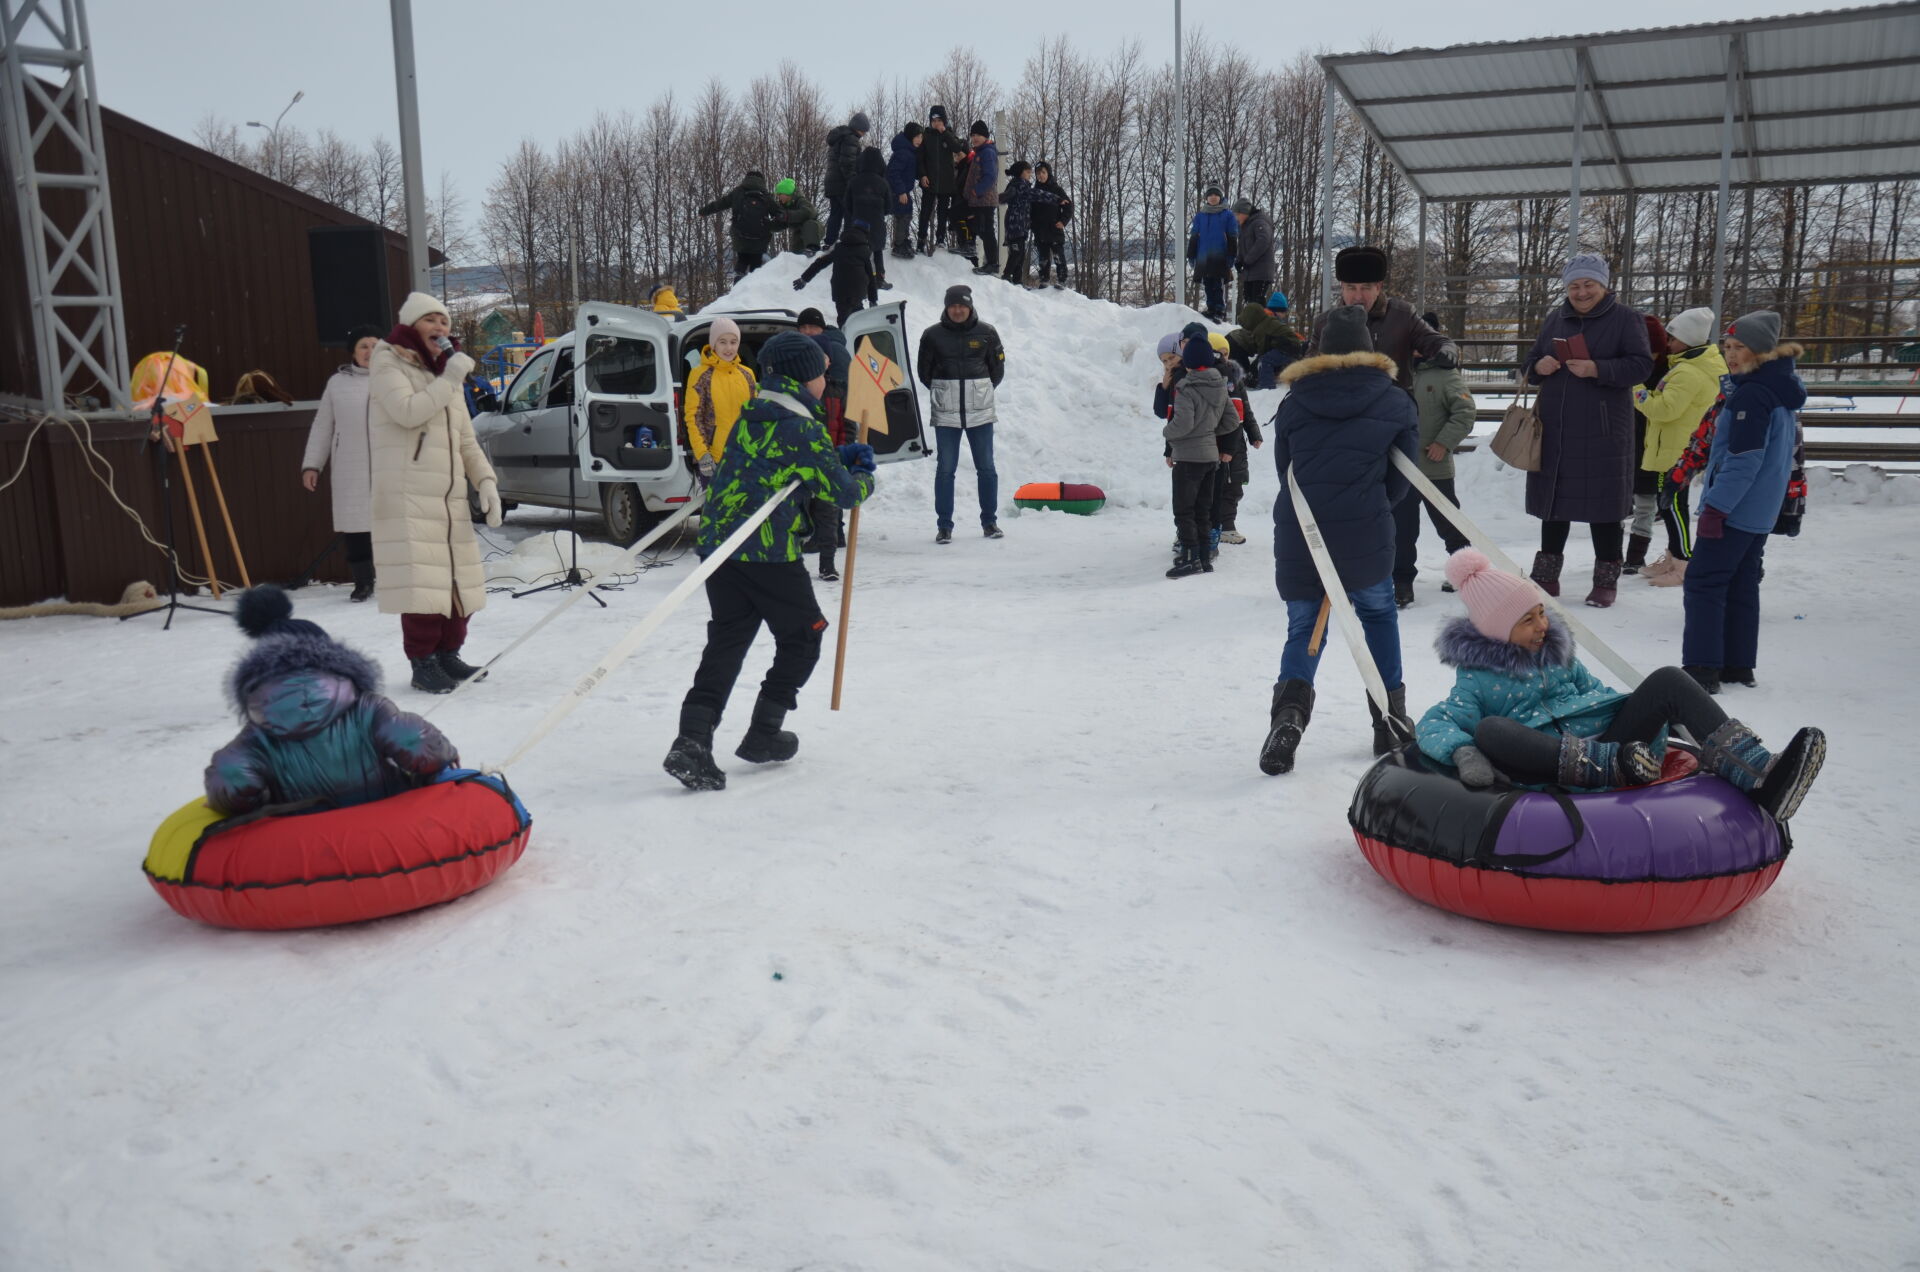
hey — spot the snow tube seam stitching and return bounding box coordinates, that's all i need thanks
[143,819,530,893]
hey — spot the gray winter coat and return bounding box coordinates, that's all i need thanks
[301,364,373,533]
[1235,209,1276,282]
[1522,292,1655,523]
[1164,366,1234,462]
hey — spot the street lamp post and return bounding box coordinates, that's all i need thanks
[246,89,305,183]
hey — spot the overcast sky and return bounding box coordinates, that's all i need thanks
[87,0,1836,207]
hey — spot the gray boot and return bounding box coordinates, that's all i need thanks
[1258,679,1315,775]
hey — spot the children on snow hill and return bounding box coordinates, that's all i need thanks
[1029,161,1073,289]
[886,123,923,261]
[1000,160,1034,286]
[1228,291,1302,389]
[917,106,967,254]
[1418,548,1825,822]
[1163,335,1237,579]
[1680,310,1806,697]
[661,333,876,793]
[698,171,784,279]
[1258,304,1418,777]
[206,586,457,816]
[794,220,880,328]
[1188,185,1238,321]
[963,121,1001,276]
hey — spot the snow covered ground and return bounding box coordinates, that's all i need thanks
[4,252,1918,1270]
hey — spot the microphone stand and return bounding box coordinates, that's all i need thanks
[124,325,226,628]
[511,394,606,607]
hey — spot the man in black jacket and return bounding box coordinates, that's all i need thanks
[793,221,879,328]
[698,170,782,278]
[917,106,968,255]
[916,284,1006,543]
[1309,245,1457,391]
[1233,198,1277,309]
[821,112,869,249]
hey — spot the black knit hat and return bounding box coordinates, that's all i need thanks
[796,307,826,328]
[1180,320,1208,342]
[903,121,923,139]
[1006,160,1030,178]
[1231,197,1254,215]
[347,323,383,345]
[1320,304,1374,356]
[969,119,990,138]
[944,283,974,309]
[758,330,827,383]
[1181,335,1217,370]
[1334,245,1389,285]
[1203,184,1223,201]
[929,104,948,123]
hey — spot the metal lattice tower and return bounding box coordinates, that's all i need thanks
[2,0,129,412]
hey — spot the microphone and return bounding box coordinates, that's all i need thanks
[434,335,454,352]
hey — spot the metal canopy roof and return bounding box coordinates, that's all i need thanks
[1320,3,1920,202]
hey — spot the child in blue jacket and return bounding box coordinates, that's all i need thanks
[1418,548,1824,820]
[1681,311,1805,694]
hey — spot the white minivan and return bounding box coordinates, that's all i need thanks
[472,300,928,543]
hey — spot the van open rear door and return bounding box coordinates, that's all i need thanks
[571,303,682,480]
[843,301,928,463]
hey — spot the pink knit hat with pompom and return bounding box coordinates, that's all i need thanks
[1445,548,1544,641]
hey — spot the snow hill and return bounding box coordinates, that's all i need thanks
[3,249,1917,1270]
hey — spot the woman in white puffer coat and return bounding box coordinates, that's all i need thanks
[301,324,381,601]
[369,291,501,694]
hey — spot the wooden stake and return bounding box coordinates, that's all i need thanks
[829,419,872,711]
[1306,596,1332,656]
[168,433,223,599]
[197,442,252,588]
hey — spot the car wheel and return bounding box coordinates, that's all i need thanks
[601,482,660,547]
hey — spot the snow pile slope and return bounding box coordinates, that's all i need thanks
[707,251,1225,516]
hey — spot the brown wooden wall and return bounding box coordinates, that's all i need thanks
[1,98,426,407]
[0,406,350,607]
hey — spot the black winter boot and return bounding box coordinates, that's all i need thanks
[735,696,800,764]
[410,655,457,695]
[348,560,375,603]
[1623,533,1652,573]
[1258,679,1315,775]
[1367,686,1416,757]
[1394,579,1415,609]
[1684,664,1722,695]
[1529,551,1565,598]
[436,649,484,682]
[663,703,727,791]
[1166,545,1203,579]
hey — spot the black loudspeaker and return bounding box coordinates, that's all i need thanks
[308,226,390,346]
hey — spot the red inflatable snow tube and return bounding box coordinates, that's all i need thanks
[1349,748,1790,934]
[143,771,531,931]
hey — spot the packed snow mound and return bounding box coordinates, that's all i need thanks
[699,251,1235,517]
[1809,462,1920,506]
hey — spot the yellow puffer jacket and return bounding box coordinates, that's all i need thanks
[683,349,757,465]
[1636,342,1727,473]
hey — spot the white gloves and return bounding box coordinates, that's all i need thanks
[476,478,503,528]
[442,351,476,381]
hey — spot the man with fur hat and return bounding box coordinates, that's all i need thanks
[206,585,457,815]
[917,106,968,255]
[1259,304,1419,776]
[1311,246,1456,390]
[662,333,877,792]
[1188,186,1238,321]
[1232,198,1277,309]
[821,112,871,249]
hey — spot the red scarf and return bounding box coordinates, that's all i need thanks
[385,323,452,376]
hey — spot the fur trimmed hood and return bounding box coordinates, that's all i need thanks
[227,631,381,720]
[1279,350,1396,384]
[1435,613,1573,675]
[1752,340,1805,365]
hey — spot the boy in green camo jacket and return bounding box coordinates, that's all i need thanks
[663,332,877,791]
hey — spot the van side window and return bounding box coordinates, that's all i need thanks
[546,348,575,408]
[504,350,554,412]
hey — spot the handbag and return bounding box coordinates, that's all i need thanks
[1490,379,1543,471]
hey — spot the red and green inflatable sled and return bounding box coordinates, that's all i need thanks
[1012,481,1105,516]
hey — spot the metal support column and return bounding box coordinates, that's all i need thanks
[1,0,132,412]
[390,0,431,294]
[1173,0,1186,308]
[1416,198,1427,315]
[1567,54,1586,253]
[1319,74,1337,312]
[1709,35,1739,322]
[1618,191,1639,304]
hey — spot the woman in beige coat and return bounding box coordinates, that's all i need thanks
[369,291,501,693]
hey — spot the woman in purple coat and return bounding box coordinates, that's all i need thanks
[1523,254,1653,608]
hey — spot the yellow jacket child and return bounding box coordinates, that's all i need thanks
[683,316,757,473]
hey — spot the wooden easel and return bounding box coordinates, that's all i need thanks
[159,399,250,598]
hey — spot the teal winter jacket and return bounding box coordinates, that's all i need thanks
[1416,615,1666,769]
